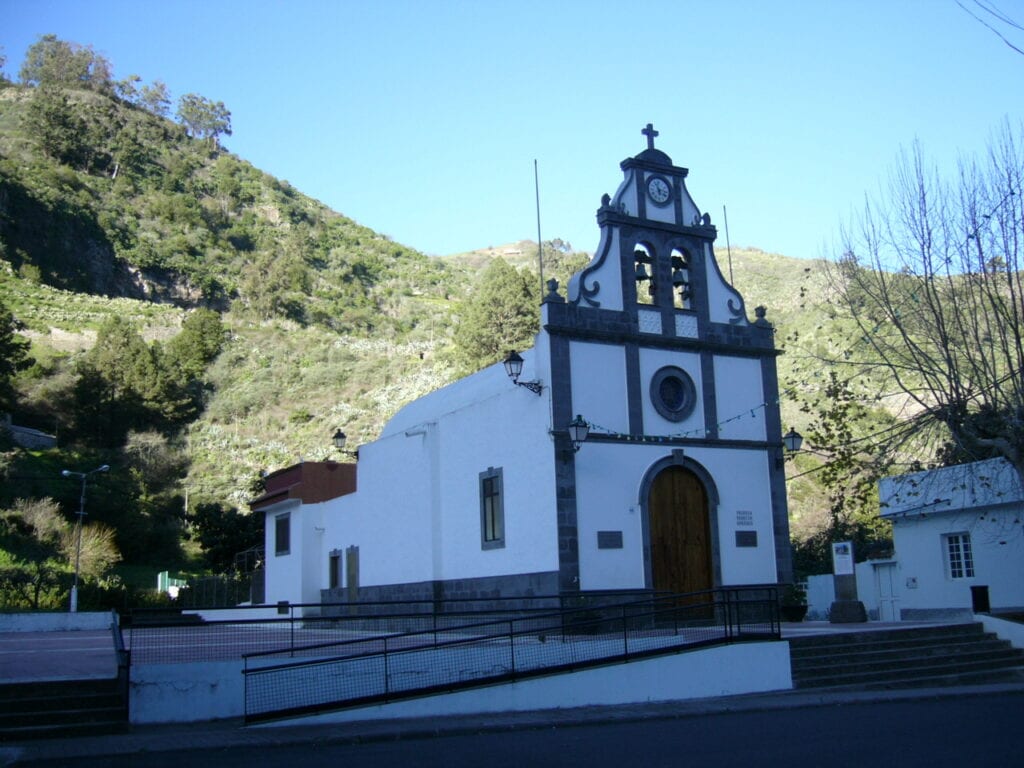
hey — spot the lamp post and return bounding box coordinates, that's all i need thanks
[61,464,109,613]
[782,428,804,453]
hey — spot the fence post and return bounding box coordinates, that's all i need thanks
[622,605,628,659]
[290,606,295,657]
[383,636,390,700]
[508,620,515,677]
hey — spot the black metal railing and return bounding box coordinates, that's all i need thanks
[240,586,779,723]
[126,591,657,665]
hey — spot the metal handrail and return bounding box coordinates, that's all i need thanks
[242,586,780,723]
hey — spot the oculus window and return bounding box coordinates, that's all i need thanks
[480,467,505,550]
[650,366,697,422]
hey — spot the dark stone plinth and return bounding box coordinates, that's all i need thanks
[829,600,868,623]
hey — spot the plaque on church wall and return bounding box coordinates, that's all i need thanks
[736,510,754,527]
[597,530,624,549]
[735,530,758,548]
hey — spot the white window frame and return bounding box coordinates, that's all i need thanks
[944,532,974,579]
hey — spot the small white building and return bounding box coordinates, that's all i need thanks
[879,457,1024,620]
[255,127,793,608]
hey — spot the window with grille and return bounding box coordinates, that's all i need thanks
[945,533,974,579]
[480,467,505,550]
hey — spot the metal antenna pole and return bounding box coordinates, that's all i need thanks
[723,205,734,284]
[535,159,545,298]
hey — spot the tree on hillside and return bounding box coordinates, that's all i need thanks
[829,122,1024,479]
[0,301,32,415]
[164,309,226,381]
[789,373,897,575]
[69,317,191,446]
[19,34,111,90]
[187,502,262,573]
[0,497,120,609]
[453,258,539,374]
[176,93,232,145]
[138,80,171,117]
[22,84,87,166]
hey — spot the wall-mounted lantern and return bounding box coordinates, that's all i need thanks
[567,414,590,453]
[782,428,804,453]
[332,429,359,459]
[503,351,543,395]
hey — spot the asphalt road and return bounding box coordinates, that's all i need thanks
[43,691,1023,768]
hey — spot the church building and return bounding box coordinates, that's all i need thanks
[254,126,793,608]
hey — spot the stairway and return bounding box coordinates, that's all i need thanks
[0,676,128,741]
[789,622,1024,690]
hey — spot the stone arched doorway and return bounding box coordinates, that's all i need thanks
[647,465,713,594]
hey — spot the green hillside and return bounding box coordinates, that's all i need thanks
[0,36,898,608]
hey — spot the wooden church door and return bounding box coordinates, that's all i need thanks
[648,466,712,594]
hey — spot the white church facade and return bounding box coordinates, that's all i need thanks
[255,126,793,608]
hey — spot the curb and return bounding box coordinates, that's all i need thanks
[4,682,1024,765]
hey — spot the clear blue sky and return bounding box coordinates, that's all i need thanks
[4,0,1022,259]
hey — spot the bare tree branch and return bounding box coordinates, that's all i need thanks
[957,0,1024,56]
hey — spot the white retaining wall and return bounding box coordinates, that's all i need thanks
[263,641,792,727]
[129,660,245,723]
[0,611,115,632]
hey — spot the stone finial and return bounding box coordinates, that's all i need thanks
[544,277,565,303]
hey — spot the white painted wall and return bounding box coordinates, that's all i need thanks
[690,448,777,585]
[714,355,767,442]
[261,641,792,727]
[979,614,1024,649]
[574,443,778,590]
[262,500,301,607]
[880,458,1024,618]
[638,347,704,438]
[130,661,243,723]
[315,350,559,592]
[568,229,624,311]
[806,561,894,621]
[704,242,749,326]
[889,509,1024,617]
[570,341,629,436]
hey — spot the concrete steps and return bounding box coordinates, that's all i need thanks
[0,676,128,740]
[789,622,1024,690]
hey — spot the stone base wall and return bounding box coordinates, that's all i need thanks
[899,607,974,621]
[321,570,562,612]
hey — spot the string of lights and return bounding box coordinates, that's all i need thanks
[582,398,777,442]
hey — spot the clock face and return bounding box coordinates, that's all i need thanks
[647,176,671,205]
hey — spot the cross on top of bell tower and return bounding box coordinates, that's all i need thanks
[642,123,659,150]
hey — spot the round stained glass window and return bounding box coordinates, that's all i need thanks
[650,366,696,422]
